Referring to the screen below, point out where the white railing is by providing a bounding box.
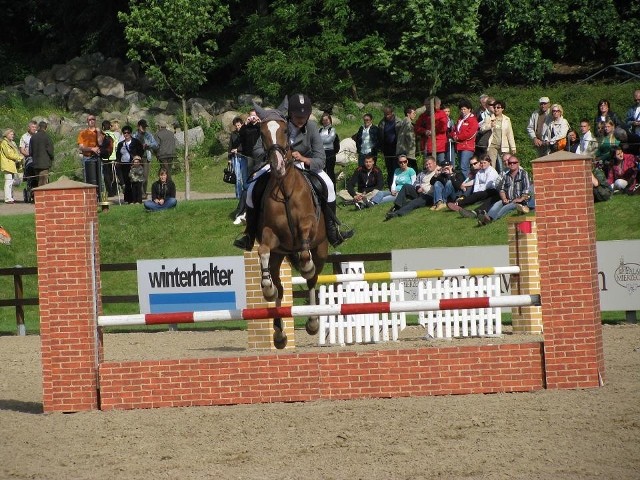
[418,275,502,339]
[318,281,406,346]
[316,274,505,345]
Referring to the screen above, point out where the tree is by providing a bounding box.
[119,0,229,199]
[373,0,482,95]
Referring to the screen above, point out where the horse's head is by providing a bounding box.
[259,111,290,177]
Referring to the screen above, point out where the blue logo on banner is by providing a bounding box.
[149,291,237,313]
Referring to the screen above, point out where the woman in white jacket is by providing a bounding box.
[485,99,516,173]
[545,103,570,153]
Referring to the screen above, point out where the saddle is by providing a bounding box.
[251,169,327,211]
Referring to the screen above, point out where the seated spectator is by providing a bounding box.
[370,154,416,205]
[385,156,439,220]
[476,156,531,226]
[544,104,570,152]
[144,167,177,211]
[338,153,384,209]
[447,155,498,214]
[594,99,622,129]
[592,166,612,203]
[430,161,465,211]
[595,119,620,175]
[607,147,638,193]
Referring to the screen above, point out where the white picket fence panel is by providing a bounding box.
[317,281,406,346]
[316,273,504,345]
[418,275,502,339]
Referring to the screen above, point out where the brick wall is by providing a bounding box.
[98,342,545,410]
[35,178,103,413]
[532,151,605,388]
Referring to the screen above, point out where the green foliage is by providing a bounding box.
[497,45,554,84]
[119,0,229,98]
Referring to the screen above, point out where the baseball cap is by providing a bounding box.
[539,97,550,104]
[137,119,148,128]
[288,93,312,118]
[440,160,451,166]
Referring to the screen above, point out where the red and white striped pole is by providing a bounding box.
[98,294,541,327]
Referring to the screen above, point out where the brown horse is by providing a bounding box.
[256,113,328,349]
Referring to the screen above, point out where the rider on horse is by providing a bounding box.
[233,93,355,251]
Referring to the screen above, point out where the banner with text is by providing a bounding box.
[137,257,246,314]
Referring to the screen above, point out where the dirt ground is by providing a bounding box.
[1,324,638,480]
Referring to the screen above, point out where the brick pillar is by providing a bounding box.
[532,151,605,389]
[507,217,542,334]
[35,177,103,412]
[243,247,295,350]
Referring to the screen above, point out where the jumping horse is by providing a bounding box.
[255,110,328,349]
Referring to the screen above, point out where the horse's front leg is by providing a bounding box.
[269,256,287,349]
[258,228,279,302]
[298,238,315,280]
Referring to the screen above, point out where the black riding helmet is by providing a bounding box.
[288,93,312,119]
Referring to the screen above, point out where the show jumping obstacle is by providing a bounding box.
[34,151,605,412]
[97,294,540,327]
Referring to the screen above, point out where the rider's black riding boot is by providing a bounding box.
[325,201,354,247]
[233,207,258,251]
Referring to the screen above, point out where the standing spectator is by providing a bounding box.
[451,98,479,178]
[527,96,552,157]
[155,121,177,178]
[228,116,246,199]
[29,121,54,187]
[115,125,144,204]
[98,120,115,197]
[544,104,570,152]
[442,104,456,166]
[475,96,495,157]
[395,106,417,171]
[415,96,448,164]
[77,114,101,188]
[104,120,122,198]
[319,113,339,187]
[565,129,579,153]
[18,120,37,186]
[129,156,145,204]
[1,129,22,204]
[624,89,640,155]
[378,106,400,189]
[337,153,384,209]
[353,113,380,167]
[594,99,622,129]
[607,147,637,193]
[575,118,598,156]
[238,109,262,172]
[144,167,177,211]
[134,119,158,199]
[486,99,516,172]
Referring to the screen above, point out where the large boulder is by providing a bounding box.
[336,138,357,165]
[66,87,91,112]
[175,126,205,147]
[24,75,44,95]
[93,75,125,99]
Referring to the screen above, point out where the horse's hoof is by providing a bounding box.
[300,264,315,280]
[273,331,288,349]
[261,284,277,302]
[305,317,319,335]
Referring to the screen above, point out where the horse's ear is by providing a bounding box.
[253,103,269,121]
[277,96,288,116]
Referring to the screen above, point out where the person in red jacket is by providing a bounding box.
[608,146,638,193]
[414,96,448,164]
[451,98,479,178]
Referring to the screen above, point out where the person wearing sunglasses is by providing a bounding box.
[476,156,531,226]
[526,96,552,157]
[544,104,570,153]
[115,126,144,204]
[486,99,516,173]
